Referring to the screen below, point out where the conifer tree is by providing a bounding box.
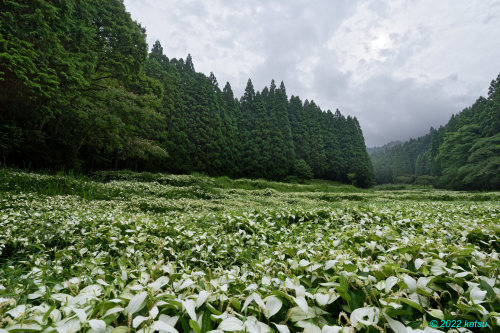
[0,0,378,187]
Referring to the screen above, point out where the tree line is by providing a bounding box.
[369,74,500,190]
[0,0,375,187]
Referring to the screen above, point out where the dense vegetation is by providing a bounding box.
[0,169,499,332]
[0,0,374,187]
[369,74,500,190]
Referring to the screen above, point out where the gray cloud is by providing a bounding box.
[124,0,500,146]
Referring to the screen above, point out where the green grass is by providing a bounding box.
[0,169,499,332]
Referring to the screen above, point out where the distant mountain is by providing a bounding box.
[367,141,402,154]
[368,73,500,190]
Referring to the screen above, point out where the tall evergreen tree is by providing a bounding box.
[0,1,377,187]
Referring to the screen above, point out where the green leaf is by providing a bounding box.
[400,298,424,312]
[201,309,212,333]
[339,274,349,292]
[189,319,201,333]
[205,303,222,315]
[348,288,365,310]
[111,327,129,333]
[479,280,495,299]
[42,304,56,323]
[231,298,241,312]
[180,316,190,333]
[344,264,357,272]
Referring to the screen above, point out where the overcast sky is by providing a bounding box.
[124,0,500,147]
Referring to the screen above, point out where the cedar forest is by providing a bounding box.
[0,0,374,187]
[0,0,499,190]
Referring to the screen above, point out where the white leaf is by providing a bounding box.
[5,305,25,319]
[73,308,87,323]
[252,293,265,309]
[124,292,147,315]
[350,307,380,328]
[309,263,322,271]
[430,260,447,276]
[55,318,81,333]
[242,294,254,311]
[414,259,425,270]
[175,278,195,291]
[103,307,124,317]
[287,306,310,322]
[314,293,330,306]
[299,259,310,267]
[196,291,210,308]
[152,320,179,333]
[150,306,159,319]
[148,276,170,292]
[51,293,72,303]
[427,309,444,320]
[383,313,407,333]
[159,314,179,327]
[129,285,144,291]
[96,279,109,286]
[28,287,46,300]
[303,323,321,333]
[325,260,337,270]
[285,278,298,290]
[80,284,103,296]
[121,270,127,281]
[454,271,471,278]
[133,315,150,328]
[218,317,244,331]
[50,308,62,322]
[295,285,306,297]
[273,323,290,333]
[264,296,282,318]
[88,319,107,332]
[385,276,398,293]
[470,287,487,303]
[293,296,309,314]
[243,316,260,333]
[211,313,229,320]
[321,325,343,333]
[479,276,495,287]
[328,293,340,304]
[403,275,417,293]
[182,299,197,321]
[6,323,42,332]
[245,283,258,291]
[417,277,431,289]
[262,276,271,285]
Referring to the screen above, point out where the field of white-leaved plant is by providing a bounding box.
[0,170,499,332]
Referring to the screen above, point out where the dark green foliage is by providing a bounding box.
[0,0,163,170]
[293,159,313,180]
[369,74,500,190]
[0,0,375,187]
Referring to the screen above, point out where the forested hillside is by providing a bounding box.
[370,74,500,190]
[0,0,374,187]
